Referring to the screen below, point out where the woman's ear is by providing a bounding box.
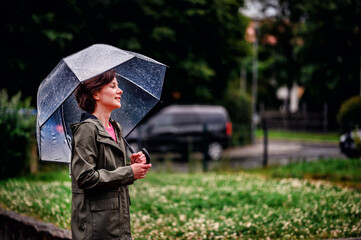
[93,93,100,101]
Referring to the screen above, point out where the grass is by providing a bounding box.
[0,175,71,229]
[130,172,361,239]
[256,129,339,143]
[245,158,361,190]
[0,160,361,239]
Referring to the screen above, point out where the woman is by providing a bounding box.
[70,69,151,240]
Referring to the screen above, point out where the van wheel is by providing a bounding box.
[208,142,223,160]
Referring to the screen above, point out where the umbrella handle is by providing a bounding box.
[141,148,151,164]
[122,137,151,164]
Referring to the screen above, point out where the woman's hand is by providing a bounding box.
[131,163,152,179]
[130,151,147,164]
[130,151,151,179]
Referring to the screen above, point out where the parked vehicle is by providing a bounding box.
[127,105,232,160]
[339,130,361,158]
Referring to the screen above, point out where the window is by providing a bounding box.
[173,113,199,126]
[199,113,225,124]
[155,114,173,127]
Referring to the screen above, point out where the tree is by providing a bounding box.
[277,0,361,124]
[252,18,301,112]
[293,1,359,102]
[240,0,301,112]
[250,0,361,128]
[1,0,248,107]
[0,90,36,179]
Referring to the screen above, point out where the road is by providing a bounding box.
[224,139,345,169]
[150,139,346,172]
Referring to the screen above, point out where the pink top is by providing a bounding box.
[105,123,117,142]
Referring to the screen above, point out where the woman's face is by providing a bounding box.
[95,77,123,111]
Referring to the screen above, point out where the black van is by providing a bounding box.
[127,105,232,160]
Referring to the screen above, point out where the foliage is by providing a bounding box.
[223,80,252,145]
[252,0,361,128]
[0,170,360,239]
[337,95,361,132]
[277,0,361,118]
[1,0,248,106]
[0,89,36,180]
[256,18,301,112]
[224,81,252,124]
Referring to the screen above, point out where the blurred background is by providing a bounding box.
[1,0,361,178]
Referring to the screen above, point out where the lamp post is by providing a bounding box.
[241,0,279,142]
[251,22,259,143]
[246,21,259,143]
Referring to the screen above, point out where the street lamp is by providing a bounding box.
[241,0,279,143]
[245,21,259,143]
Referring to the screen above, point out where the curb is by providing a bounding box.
[0,208,71,240]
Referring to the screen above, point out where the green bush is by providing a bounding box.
[223,85,252,145]
[0,90,36,180]
[337,95,361,132]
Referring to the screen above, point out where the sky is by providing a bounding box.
[240,0,279,20]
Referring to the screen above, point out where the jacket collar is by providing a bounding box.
[80,112,97,122]
[80,112,122,137]
[80,113,126,153]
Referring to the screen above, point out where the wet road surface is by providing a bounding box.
[224,139,345,169]
[150,139,346,172]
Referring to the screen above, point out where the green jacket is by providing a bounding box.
[71,115,134,240]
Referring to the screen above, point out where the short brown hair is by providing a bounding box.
[75,70,116,113]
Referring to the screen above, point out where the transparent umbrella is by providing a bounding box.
[37,44,167,163]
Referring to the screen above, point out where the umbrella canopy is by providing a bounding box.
[37,44,167,163]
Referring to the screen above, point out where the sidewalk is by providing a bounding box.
[226,139,302,158]
[151,139,345,170]
[223,139,344,169]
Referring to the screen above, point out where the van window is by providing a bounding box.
[156,114,173,127]
[173,113,198,125]
[199,113,226,124]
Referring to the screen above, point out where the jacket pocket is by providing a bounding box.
[90,196,122,239]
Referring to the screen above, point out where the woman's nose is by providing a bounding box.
[118,88,123,94]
